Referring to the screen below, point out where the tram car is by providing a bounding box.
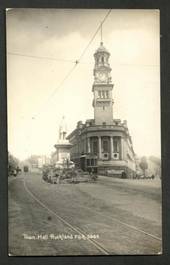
[78,154,98,174]
[23,165,29,173]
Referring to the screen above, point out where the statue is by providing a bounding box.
[59,116,67,141]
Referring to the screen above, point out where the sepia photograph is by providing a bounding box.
[7,8,161,256]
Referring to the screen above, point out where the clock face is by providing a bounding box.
[98,72,106,82]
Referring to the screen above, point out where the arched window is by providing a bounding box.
[113,138,120,153]
[101,56,104,64]
[102,138,109,153]
[92,138,98,155]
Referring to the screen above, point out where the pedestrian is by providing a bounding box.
[151,174,155,180]
[121,171,127,179]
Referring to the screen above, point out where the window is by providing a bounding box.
[102,91,105,98]
[102,139,109,153]
[92,138,98,155]
[101,56,104,63]
[87,159,90,166]
[113,138,120,152]
[106,91,109,98]
[98,91,101,98]
[113,153,117,158]
[93,141,98,155]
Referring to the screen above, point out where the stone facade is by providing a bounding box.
[67,119,136,177]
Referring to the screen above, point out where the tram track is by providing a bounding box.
[71,199,161,241]
[74,187,162,241]
[23,176,111,255]
[10,174,161,255]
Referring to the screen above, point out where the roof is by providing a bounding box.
[94,42,110,55]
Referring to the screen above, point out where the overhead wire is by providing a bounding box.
[7,52,85,64]
[7,52,159,67]
[77,9,112,62]
[29,9,112,119]
[7,52,76,63]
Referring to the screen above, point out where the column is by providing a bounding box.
[98,136,102,159]
[87,137,91,153]
[84,139,86,154]
[110,136,113,159]
[121,137,124,160]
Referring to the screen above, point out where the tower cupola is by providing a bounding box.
[93,42,112,84]
[92,41,114,125]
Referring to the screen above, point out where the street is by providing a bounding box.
[8,173,162,256]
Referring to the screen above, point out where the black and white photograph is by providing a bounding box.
[7,8,161,256]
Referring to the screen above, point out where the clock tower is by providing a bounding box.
[92,42,114,125]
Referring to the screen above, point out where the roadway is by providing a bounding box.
[8,173,162,256]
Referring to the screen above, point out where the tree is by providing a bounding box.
[8,152,19,175]
[139,156,148,177]
[149,156,161,166]
[149,156,161,178]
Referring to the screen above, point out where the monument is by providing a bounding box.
[52,116,72,164]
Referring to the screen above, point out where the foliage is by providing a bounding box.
[149,156,161,166]
[139,156,148,176]
[8,152,19,169]
[8,152,20,176]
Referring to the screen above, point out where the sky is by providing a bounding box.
[6,8,160,160]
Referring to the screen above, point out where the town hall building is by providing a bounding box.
[67,41,136,178]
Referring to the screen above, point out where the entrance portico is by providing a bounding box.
[87,134,122,161]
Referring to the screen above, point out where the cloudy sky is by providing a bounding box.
[6,8,160,160]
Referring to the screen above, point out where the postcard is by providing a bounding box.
[7,8,161,256]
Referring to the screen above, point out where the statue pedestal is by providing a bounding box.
[52,140,72,164]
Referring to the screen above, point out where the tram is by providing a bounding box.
[79,154,98,174]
